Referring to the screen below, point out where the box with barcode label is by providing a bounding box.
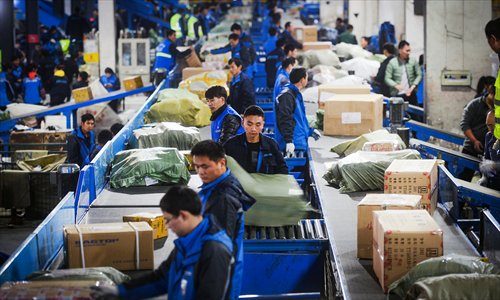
[323,94,383,136]
[384,159,438,214]
[64,222,154,270]
[373,210,443,292]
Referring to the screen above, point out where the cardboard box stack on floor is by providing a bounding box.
[323,93,384,136]
[384,159,438,214]
[373,210,443,292]
[64,222,154,270]
[357,194,422,259]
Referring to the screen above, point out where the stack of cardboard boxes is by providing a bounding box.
[357,159,443,292]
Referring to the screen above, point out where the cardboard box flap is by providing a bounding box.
[123,212,163,220]
[64,222,152,235]
[385,159,437,174]
[374,210,442,233]
[359,194,422,207]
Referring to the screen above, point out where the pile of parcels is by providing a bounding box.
[322,131,500,297]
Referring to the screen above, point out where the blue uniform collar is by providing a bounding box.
[200,169,231,191]
[174,217,210,260]
[285,82,300,94]
[231,73,241,85]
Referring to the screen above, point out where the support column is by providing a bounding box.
[25,0,39,63]
[0,0,14,66]
[98,0,116,75]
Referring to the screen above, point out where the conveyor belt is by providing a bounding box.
[245,219,327,240]
[308,134,478,300]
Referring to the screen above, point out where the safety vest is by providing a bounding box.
[211,104,244,142]
[153,39,174,71]
[170,13,183,38]
[22,76,43,104]
[187,15,203,39]
[494,68,500,139]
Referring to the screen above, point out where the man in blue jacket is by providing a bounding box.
[273,57,297,102]
[191,140,256,299]
[230,23,256,78]
[209,34,251,71]
[275,67,321,156]
[67,113,96,167]
[281,22,303,50]
[224,105,288,174]
[207,85,244,143]
[227,58,256,115]
[90,185,233,300]
[265,37,286,88]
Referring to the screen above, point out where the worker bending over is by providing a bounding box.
[224,105,288,174]
[90,185,233,300]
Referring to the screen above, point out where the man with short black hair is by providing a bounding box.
[231,23,256,74]
[264,27,279,55]
[265,37,287,88]
[275,67,321,156]
[191,140,255,300]
[374,43,397,96]
[273,57,297,101]
[224,105,288,174]
[384,40,422,106]
[90,185,233,300]
[284,44,298,58]
[281,22,303,50]
[72,71,89,89]
[210,34,251,71]
[337,24,357,44]
[227,58,256,115]
[153,29,192,74]
[206,85,244,143]
[67,113,96,167]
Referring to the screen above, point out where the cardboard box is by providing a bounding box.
[123,76,144,91]
[10,130,72,152]
[185,52,202,67]
[357,194,422,259]
[373,210,443,292]
[72,86,93,103]
[384,159,438,214]
[64,222,154,270]
[293,26,318,42]
[323,93,384,136]
[302,42,332,51]
[318,85,371,109]
[182,67,217,80]
[0,281,96,299]
[180,150,194,171]
[123,212,167,239]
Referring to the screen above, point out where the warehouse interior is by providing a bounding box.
[0,0,499,299]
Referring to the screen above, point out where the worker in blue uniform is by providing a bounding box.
[90,185,233,300]
[230,23,256,78]
[67,113,96,167]
[100,67,121,112]
[275,67,321,156]
[224,105,288,174]
[207,85,244,144]
[281,22,303,50]
[227,58,256,115]
[209,34,251,72]
[264,27,279,55]
[22,65,45,105]
[0,69,15,109]
[265,37,286,88]
[273,57,297,103]
[153,29,192,73]
[191,140,255,299]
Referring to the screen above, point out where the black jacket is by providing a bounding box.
[276,87,298,144]
[223,133,288,174]
[48,75,71,106]
[374,55,395,97]
[227,73,256,115]
[210,104,243,144]
[120,216,232,300]
[265,48,285,88]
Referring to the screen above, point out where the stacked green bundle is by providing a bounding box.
[134,122,201,151]
[110,147,190,188]
[331,129,405,157]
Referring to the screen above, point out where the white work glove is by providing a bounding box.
[312,129,322,141]
[90,285,119,300]
[285,143,295,158]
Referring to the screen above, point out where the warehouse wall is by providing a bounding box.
[425,0,492,131]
